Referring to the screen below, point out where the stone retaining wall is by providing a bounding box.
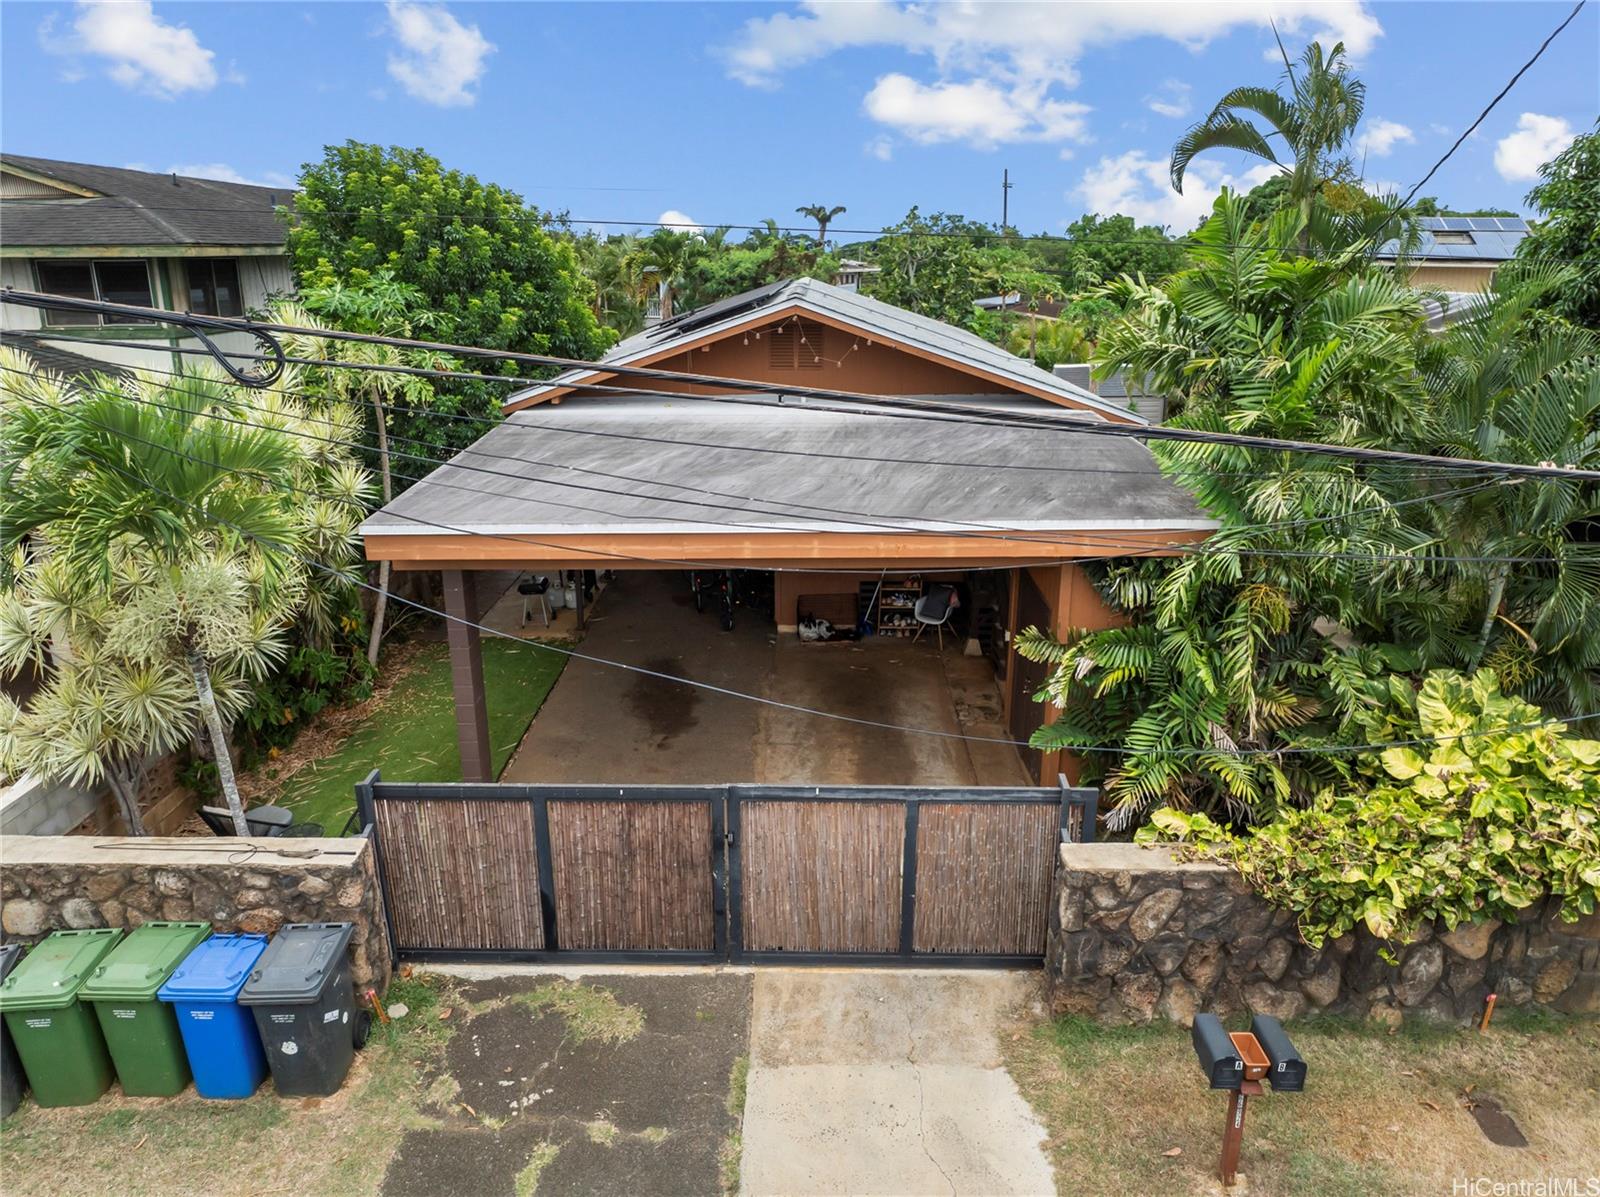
[0,836,392,991]
[1048,843,1599,1026]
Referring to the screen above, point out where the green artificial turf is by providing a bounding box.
[276,639,567,830]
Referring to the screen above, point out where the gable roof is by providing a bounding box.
[1375,216,1528,264]
[502,277,1145,424]
[0,155,289,251]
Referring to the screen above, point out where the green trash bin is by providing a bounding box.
[0,929,123,1107]
[81,922,211,1097]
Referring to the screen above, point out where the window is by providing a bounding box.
[35,259,155,326]
[186,259,243,317]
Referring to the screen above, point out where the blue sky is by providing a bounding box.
[3,1,1595,237]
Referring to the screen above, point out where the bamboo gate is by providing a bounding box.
[356,772,1097,966]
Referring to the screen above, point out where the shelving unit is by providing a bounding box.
[860,575,923,638]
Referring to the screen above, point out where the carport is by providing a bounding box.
[358,392,1214,785]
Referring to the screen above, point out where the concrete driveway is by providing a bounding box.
[741,970,1055,1197]
[500,571,1029,787]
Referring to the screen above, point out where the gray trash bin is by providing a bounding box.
[0,944,24,1118]
[238,923,358,1097]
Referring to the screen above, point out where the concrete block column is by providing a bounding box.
[442,569,493,782]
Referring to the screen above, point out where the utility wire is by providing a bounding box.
[8,290,1597,483]
[5,369,1553,567]
[41,429,1600,761]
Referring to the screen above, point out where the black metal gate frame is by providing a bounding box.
[357,772,1097,968]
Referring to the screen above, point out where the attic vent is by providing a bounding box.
[1432,230,1475,245]
[768,320,826,370]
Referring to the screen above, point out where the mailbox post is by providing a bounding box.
[1191,1013,1307,1186]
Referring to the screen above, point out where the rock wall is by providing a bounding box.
[0,836,392,991]
[1048,843,1599,1026]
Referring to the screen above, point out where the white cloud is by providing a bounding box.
[59,1,217,98]
[1356,118,1414,158]
[657,210,702,232]
[166,163,295,189]
[1072,151,1278,231]
[1494,112,1576,182]
[865,136,894,162]
[385,1,494,108]
[1145,79,1192,120]
[863,74,1088,147]
[723,2,1382,148]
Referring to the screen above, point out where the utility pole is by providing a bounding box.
[1001,168,1013,230]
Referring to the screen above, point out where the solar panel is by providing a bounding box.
[648,280,790,341]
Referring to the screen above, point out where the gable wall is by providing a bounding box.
[567,316,1024,403]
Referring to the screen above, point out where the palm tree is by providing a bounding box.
[622,229,702,320]
[796,204,847,247]
[1171,41,1365,244]
[1,357,368,834]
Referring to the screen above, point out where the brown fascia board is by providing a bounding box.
[500,302,1141,425]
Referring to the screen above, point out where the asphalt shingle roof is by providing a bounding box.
[362,394,1211,539]
[1,155,289,249]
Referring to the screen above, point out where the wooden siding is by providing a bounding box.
[548,800,714,950]
[372,799,543,951]
[740,800,903,952]
[912,803,1057,954]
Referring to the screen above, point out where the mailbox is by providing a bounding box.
[1191,1013,1244,1090]
[1249,1015,1307,1092]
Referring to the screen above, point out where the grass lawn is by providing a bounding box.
[1005,1011,1600,1196]
[0,973,449,1197]
[252,639,567,832]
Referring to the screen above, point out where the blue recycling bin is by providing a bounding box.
[157,933,269,1099]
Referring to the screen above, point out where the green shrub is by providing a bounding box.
[1137,671,1600,949]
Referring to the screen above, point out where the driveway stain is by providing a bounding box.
[626,657,701,743]
[380,973,751,1197]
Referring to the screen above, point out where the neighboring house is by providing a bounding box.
[975,292,1066,320]
[1054,363,1169,424]
[361,278,1214,784]
[1374,215,1528,292]
[831,258,880,292]
[0,155,292,376]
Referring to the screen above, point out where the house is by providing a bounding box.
[831,258,880,292]
[359,278,1215,785]
[1053,363,1169,424]
[1374,215,1528,294]
[0,155,292,375]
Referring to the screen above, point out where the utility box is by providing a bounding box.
[1191,1013,1244,1090]
[1249,1015,1307,1092]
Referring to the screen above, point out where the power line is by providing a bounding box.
[1,365,1560,573]
[9,290,1597,483]
[1394,1,1587,215]
[36,428,1599,761]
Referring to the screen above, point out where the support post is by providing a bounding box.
[1219,1087,1252,1185]
[442,569,493,783]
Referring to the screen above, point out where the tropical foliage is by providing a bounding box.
[1172,40,1366,240]
[1137,671,1600,950]
[0,352,370,832]
[1516,119,1600,329]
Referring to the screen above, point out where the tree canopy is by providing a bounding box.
[1517,119,1600,328]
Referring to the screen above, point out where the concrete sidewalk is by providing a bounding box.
[740,970,1056,1197]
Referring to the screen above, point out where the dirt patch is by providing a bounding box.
[1467,1096,1529,1148]
[381,973,752,1197]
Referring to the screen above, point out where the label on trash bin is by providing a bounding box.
[323,1009,341,1024]
[281,1041,299,1055]
[189,1010,214,1021]
[23,1017,51,1029]
[111,1009,137,1020]
[270,1013,295,1024]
